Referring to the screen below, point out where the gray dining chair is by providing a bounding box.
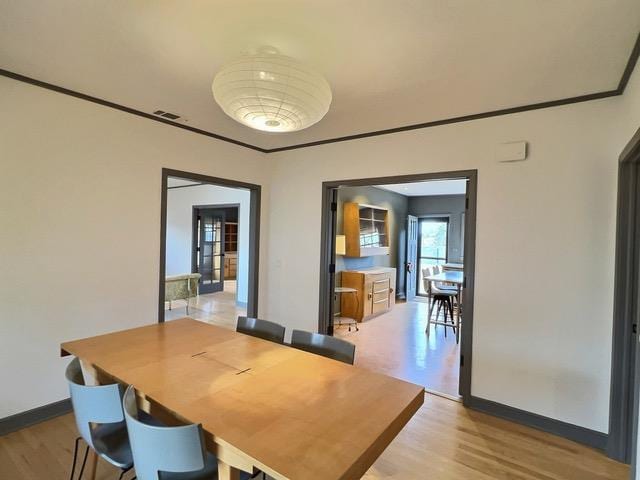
[65,357,133,480]
[236,316,285,344]
[290,330,356,365]
[123,385,252,480]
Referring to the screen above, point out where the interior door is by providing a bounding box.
[194,209,225,294]
[405,215,418,301]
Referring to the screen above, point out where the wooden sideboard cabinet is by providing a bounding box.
[340,267,396,322]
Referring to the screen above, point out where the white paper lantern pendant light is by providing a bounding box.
[212,47,332,133]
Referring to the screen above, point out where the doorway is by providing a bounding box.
[319,170,477,403]
[159,168,261,326]
[191,204,240,297]
[193,207,226,294]
[608,128,640,470]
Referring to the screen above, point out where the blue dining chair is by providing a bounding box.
[66,357,133,480]
[122,385,252,480]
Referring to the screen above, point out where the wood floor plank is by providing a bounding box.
[0,394,628,480]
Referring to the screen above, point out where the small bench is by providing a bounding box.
[165,273,201,314]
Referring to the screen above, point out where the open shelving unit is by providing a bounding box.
[224,222,238,253]
[343,202,390,257]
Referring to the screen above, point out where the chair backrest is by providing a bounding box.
[290,330,356,365]
[122,385,206,480]
[65,357,125,449]
[433,265,442,274]
[237,316,285,344]
[422,267,433,292]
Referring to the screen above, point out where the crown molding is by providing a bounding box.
[1,30,638,154]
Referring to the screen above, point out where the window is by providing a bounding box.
[417,217,449,295]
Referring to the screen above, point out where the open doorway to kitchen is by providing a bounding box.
[319,171,477,402]
[158,169,261,329]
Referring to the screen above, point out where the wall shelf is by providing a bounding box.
[344,202,390,257]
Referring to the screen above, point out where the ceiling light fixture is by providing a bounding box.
[212,47,332,133]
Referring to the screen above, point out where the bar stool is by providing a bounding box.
[334,286,359,332]
[422,267,457,339]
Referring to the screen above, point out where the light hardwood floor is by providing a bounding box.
[335,298,460,397]
[0,394,627,480]
[165,280,246,329]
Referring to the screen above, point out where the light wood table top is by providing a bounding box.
[426,270,463,285]
[61,318,424,480]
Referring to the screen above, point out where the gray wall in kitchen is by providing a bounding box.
[408,194,466,263]
[336,186,408,297]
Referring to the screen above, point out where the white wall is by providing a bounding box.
[265,90,636,433]
[3,58,640,443]
[166,184,250,304]
[0,76,269,418]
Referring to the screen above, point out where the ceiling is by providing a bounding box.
[1,1,639,151]
[377,180,467,197]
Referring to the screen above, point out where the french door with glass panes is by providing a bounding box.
[193,208,225,294]
[417,217,449,296]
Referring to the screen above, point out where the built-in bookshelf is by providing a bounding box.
[223,222,238,280]
[343,202,390,257]
[224,222,238,253]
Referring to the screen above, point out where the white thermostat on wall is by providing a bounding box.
[496,141,528,163]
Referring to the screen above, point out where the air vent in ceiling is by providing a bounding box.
[153,110,181,120]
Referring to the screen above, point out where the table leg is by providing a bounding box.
[218,459,242,480]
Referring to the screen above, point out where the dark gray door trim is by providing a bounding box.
[159,168,261,322]
[608,128,640,465]
[318,169,478,404]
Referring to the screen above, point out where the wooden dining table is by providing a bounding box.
[60,318,424,480]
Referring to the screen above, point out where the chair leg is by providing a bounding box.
[448,298,455,332]
[118,466,133,480]
[76,444,90,480]
[425,302,431,335]
[69,436,81,480]
[435,300,443,331]
[441,300,447,338]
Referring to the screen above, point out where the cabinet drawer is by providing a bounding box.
[371,296,390,314]
[372,290,389,303]
[366,273,391,284]
[371,278,390,293]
